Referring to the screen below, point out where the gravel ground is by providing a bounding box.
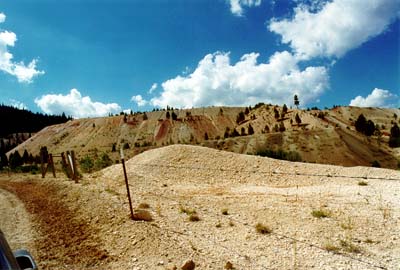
[1,144,399,270]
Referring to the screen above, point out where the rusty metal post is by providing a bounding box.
[120,148,134,219]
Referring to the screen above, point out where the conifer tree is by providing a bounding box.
[248,124,254,135]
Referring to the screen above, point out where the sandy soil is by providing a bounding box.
[1,145,399,270]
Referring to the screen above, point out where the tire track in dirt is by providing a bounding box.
[0,180,113,270]
[0,188,36,253]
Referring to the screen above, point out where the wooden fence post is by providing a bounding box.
[40,150,45,178]
[71,151,78,183]
[61,152,71,179]
[49,154,56,178]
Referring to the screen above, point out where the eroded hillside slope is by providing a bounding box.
[10,106,400,169]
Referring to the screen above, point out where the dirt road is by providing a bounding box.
[0,176,112,270]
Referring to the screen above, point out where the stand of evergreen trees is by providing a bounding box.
[0,104,72,137]
[0,105,72,170]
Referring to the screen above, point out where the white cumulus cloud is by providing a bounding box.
[131,94,148,107]
[0,13,5,23]
[228,0,262,16]
[269,0,400,59]
[349,88,399,108]
[148,83,158,94]
[0,13,44,83]
[151,51,328,108]
[35,89,121,118]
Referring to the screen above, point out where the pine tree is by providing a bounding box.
[355,114,366,133]
[171,112,178,120]
[230,129,239,137]
[241,127,246,136]
[295,113,302,124]
[22,149,29,164]
[274,107,280,119]
[294,95,300,108]
[365,120,375,136]
[224,127,230,139]
[279,122,286,132]
[389,123,400,147]
[248,124,254,135]
[0,151,8,169]
[282,104,288,114]
[9,151,23,169]
[236,111,245,124]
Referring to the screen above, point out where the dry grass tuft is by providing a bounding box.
[255,223,272,234]
[323,242,340,253]
[179,205,197,215]
[188,213,200,222]
[340,239,361,253]
[311,209,331,218]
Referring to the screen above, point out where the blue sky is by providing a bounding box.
[0,0,399,118]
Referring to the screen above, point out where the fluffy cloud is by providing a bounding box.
[349,88,398,108]
[131,94,148,107]
[269,0,400,59]
[148,83,158,94]
[228,0,262,16]
[35,89,121,118]
[151,51,328,108]
[9,99,27,110]
[0,13,44,83]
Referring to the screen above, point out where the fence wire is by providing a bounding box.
[123,163,397,270]
[130,163,400,181]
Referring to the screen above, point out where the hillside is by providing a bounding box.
[9,105,400,169]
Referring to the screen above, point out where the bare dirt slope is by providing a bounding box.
[10,106,400,169]
[2,145,399,269]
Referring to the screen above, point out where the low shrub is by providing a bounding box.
[132,210,153,222]
[311,209,331,218]
[255,148,301,162]
[255,223,272,234]
[188,213,200,222]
